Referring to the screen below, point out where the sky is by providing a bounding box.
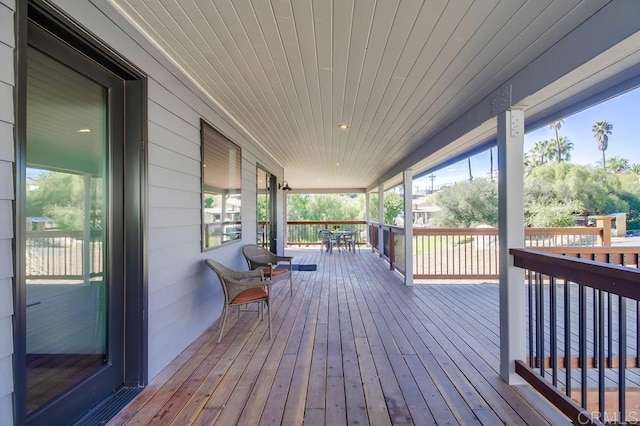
[414,86,640,191]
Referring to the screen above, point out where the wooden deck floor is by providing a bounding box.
[109,248,568,425]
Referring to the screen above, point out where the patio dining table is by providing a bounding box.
[332,230,358,253]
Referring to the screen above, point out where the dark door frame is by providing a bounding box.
[14,1,147,424]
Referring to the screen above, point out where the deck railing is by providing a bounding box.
[286,221,367,246]
[359,222,610,280]
[511,247,640,425]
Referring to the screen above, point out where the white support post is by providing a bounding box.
[498,109,526,384]
[378,184,384,254]
[365,191,370,246]
[403,169,413,285]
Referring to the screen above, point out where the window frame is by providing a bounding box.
[200,119,243,251]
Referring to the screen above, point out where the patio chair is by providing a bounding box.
[319,229,338,254]
[205,259,271,343]
[343,229,361,253]
[242,244,294,296]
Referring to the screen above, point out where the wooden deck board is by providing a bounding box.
[109,249,569,425]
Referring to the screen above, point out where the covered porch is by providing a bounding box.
[109,249,567,425]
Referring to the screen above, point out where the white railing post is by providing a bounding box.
[403,169,413,285]
[498,108,526,384]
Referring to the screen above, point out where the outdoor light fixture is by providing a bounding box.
[278,181,292,191]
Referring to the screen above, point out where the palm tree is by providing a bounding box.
[554,136,573,162]
[605,156,630,173]
[529,140,553,167]
[631,164,640,175]
[592,121,613,170]
[549,119,564,162]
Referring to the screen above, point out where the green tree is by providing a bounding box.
[43,204,84,231]
[383,191,404,225]
[551,136,573,162]
[549,119,565,162]
[432,180,498,227]
[631,164,640,175]
[525,199,583,227]
[26,171,85,217]
[369,193,379,221]
[592,120,613,170]
[528,140,554,168]
[204,196,216,208]
[605,156,630,173]
[287,194,364,221]
[525,162,628,217]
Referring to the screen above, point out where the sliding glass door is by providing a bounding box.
[21,21,125,425]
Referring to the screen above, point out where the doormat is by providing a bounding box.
[275,264,317,271]
[295,264,317,271]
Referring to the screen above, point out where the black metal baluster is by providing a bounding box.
[636,300,640,368]
[565,280,571,398]
[599,290,605,422]
[608,292,613,368]
[550,276,558,386]
[637,300,639,368]
[528,269,534,368]
[594,288,599,366]
[619,295,627,425]
[580,284,588,410]
[538,273,545,376]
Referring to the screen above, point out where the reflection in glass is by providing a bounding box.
[257,167,271,248]
[25,47,107,414]
[201,120,242,250]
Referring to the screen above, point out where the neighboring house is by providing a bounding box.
[1,1,639,424]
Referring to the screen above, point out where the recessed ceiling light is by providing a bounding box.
[77,128,91,133]
[336,162,340,166]
[338,124,349,130]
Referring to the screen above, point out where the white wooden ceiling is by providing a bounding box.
[109,0,613,189]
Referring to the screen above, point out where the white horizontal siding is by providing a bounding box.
[0,200,11,239]
[0,2,13,423]
[0,122,12,161]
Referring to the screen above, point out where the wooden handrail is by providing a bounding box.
[510,248,640,301]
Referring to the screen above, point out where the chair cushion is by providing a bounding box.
[264,268,288,278]
[231,287,267,304]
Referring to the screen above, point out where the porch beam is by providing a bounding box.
[498,109,526,384]
[403,169,413,286]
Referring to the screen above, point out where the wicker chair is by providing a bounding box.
[242,244,294,296]
[205,259,271,343]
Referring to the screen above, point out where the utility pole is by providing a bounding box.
[429,174,436,193]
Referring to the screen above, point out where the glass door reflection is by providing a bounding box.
[25,47,108,414]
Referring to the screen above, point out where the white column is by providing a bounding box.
[365,192,370,246]
[403,169,413,286]
[365,192,370,222]
[377,184,384,254]
[498,109,526,384]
